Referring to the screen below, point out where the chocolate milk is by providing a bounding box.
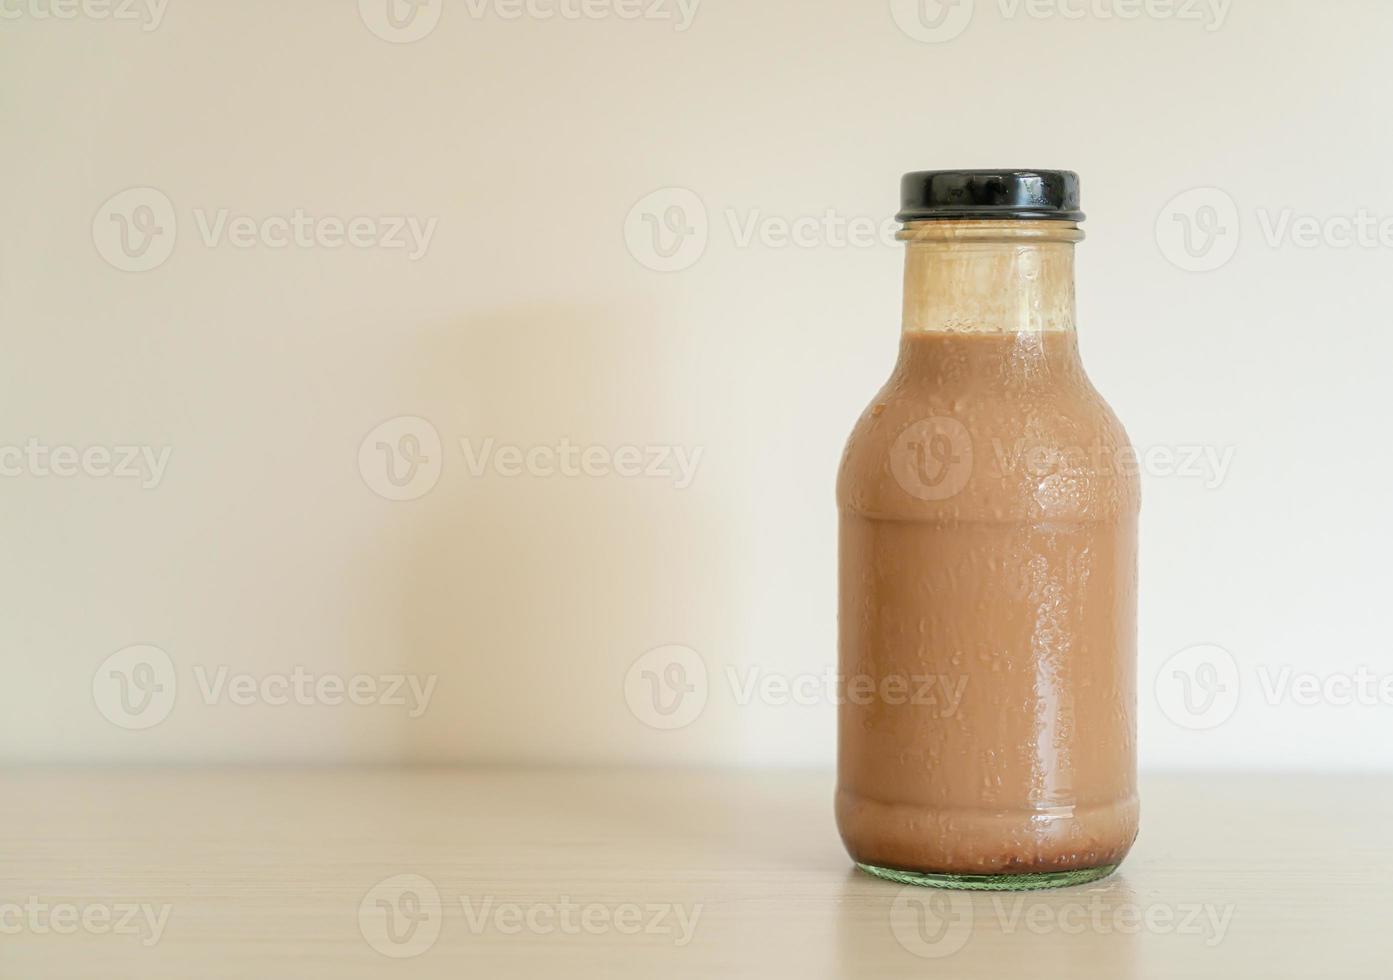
[836,172,1139,888]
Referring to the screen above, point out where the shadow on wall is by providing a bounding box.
[353,305,744,765]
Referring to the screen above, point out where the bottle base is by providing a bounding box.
[856,861,1118,891]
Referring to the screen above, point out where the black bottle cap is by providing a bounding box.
[897,170,1084,223]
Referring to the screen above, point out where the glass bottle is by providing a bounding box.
[836,171,1140,890]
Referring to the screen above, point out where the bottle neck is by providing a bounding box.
[899,220,1083,335]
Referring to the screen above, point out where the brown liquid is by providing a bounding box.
[836,329,1140,875]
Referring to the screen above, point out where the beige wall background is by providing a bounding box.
[3,0,1391,769]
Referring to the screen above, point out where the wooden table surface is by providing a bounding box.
[0,768,1387,978]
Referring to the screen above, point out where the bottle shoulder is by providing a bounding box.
[837,373,1140,523]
